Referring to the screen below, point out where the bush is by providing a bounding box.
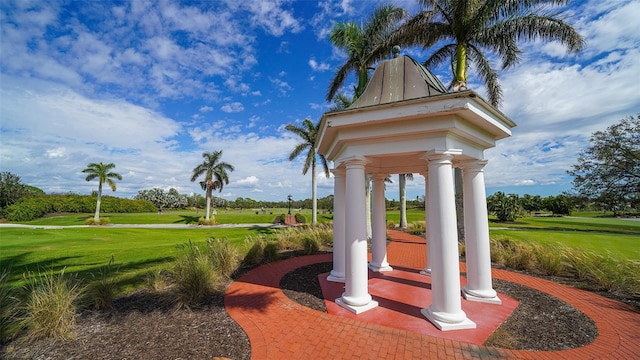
[243,238,266,267]
[84,217,111,225]
[302,236,320,255]
[0,268,16,341]
[294,213,306,224]
[85,256,119,311]
[206,238,240,278]
[273,214,285,224]
[144,268,170,292]
[263,241,280,263]
[20,268,84,340]
[172,241,220,308]
[387,220,396,229]
[407,221,426,235]
[198,216,216,225]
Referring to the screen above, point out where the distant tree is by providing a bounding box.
[543,194,572,216]
[487,191,520,222]
[327,4,408,102]
[568,115,640,216]
[285,118,330,225]
[520,194,543,215]
[82,162,123,222]
[0,172,26,208]
[190,151,234,222]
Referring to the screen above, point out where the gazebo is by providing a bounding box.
[316,50,516,331]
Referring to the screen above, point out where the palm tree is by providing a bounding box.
[328,93,355,112]
[393,0,585,107]
[326,4,408,102]
[82,162,122,222]
[399,173,414,229]
[285,118,330,225]
[190,150,234,222]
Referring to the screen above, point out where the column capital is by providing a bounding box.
[421,149,462,162]
[340,155,368,168]
[459,159,488,171]
[331,167,346,177]
[370,173,388,181]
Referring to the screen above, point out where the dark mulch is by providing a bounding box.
[3,258,636,359]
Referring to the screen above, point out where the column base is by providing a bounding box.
[368,262,393,272]
[336,297,378,314]
[327,270,345,283]
[462,287,502,304]
[421,306,476,331]
[420,267,431,276]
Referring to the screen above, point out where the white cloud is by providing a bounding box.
[309,58,330,71]
[237,176,260,186]
[220,102,245,113]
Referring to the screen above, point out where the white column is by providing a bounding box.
[421,150,476,331]
[336,157,378,314]
[369,174,392,272]
[419,171,431,276]
[328,167,346,283]
[461,160,501,304]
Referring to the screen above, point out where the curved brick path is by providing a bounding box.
[225,229,640,359]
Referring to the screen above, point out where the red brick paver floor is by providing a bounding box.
[225,230,640,359]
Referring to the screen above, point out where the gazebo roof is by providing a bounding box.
[349,53,447,109]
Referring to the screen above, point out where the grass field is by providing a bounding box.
[2,208,639,291]
[0,227,274,291]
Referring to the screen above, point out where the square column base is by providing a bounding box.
[336,297,379,314]
[421,308,476,331]
[368,263,393,272]
[462,289,502,304]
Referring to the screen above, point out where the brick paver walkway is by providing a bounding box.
[225,229,640,359]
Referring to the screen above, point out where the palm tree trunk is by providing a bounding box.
[356,68,369,99]
[311,161,318,225]
[94,182,102,222]
[205,187,211,221]
[454,43,467,90]
[399,174,407,229]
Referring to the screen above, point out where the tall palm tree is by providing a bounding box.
[285,118,330,225]
[393,0,585,107]
[190,150,234,222]
[82,162,122,222]
[399,173,414,229]
[327,4,408,102]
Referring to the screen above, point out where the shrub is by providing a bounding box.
[273,214,285,224]
[85,256,118,311]
[20,268,84,340]
[0,268,16,341]
[263,241,280,263]
[407,221,426,235]
[294,213,306,224]
[532,243,568,276]
[387,220,396,229]
[206,238,240,278]
[243,238,266,267]
[84,217,111,225]
[144,268,171,292]
[172,241,220,308]
[198,216,216,225]
[302,236,320,255]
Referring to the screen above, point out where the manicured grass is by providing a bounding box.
[489,216,640,234]
[19,209,332,226]
[0,227,274,291]
[490,229,640,260]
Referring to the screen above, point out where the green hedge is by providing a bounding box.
[2,195,156,221]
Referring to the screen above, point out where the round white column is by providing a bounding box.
[421,151,475,330]
[419,171,431,276]
[461,160,501,304]
[369,174,392,272]
[328,167,346,283]
[337,157,378,314]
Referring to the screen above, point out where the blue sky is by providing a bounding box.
[1,0,638,203]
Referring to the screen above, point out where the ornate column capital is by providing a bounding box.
[459,159,488,171]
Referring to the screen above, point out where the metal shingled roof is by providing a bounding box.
[349,54,447,109]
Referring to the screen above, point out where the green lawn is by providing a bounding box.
[0,227,275,291]
[18,209,333,226]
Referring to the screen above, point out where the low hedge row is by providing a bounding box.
[1,194,156,221]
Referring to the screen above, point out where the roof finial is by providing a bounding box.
[392,45,401,58]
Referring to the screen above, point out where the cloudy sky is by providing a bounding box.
[1,0,638,203]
